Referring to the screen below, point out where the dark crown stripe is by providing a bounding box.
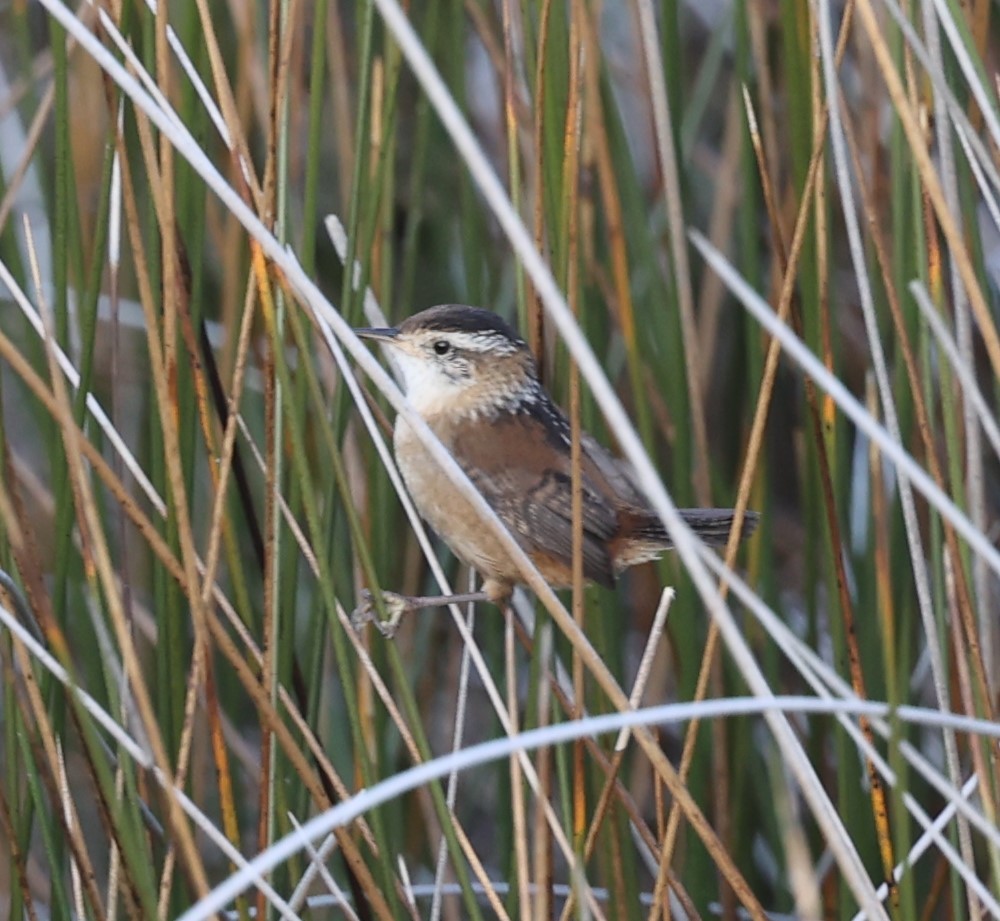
[403,304,525,345]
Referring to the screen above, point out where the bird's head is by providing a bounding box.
[357,304,539,419]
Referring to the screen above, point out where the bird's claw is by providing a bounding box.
[350,589,410,638]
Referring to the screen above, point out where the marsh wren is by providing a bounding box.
[356,304,757,623]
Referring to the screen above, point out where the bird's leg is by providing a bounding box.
[351,589,492,637]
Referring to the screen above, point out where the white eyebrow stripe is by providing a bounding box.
[420,331,521,354]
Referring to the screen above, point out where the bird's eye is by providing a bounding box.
[433,340,451,356]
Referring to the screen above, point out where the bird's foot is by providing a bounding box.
[350,590,411,637]
[351,588,494,637]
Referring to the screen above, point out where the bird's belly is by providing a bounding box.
[394,421,521,583]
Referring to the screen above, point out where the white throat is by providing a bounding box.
[390,350,462,417]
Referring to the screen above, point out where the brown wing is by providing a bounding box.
[450,405,626,587]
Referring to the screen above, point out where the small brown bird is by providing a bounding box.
[356,304,757,620]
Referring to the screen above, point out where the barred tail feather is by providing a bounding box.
[679,508,759,546]
[627,508,760,548]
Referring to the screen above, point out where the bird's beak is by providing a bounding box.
[355,326,400,343]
